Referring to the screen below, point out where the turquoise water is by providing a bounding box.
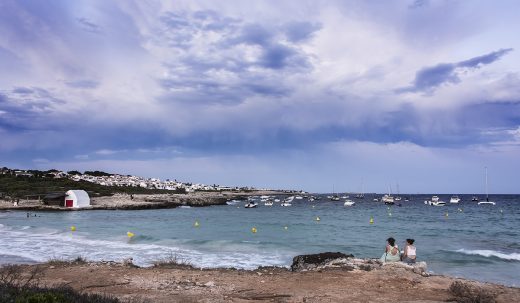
[1,194,519,286]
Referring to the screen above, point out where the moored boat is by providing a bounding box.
[382,194,394,205]
[478,167,495,206]
[450,196,461,203]
[344,199,355,206]
[244,202,257,208]
[424,196,446,206]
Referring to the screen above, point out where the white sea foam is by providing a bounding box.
[0,224,290,269]
[455,249,520,261]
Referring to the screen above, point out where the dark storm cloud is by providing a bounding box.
[400,48,513,93]
[0,87,67,131]
[155,10,310,107]
[458,48,513,68]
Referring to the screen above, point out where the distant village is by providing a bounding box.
[0,167,261,193]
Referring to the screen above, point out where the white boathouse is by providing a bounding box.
[64,190,90,208]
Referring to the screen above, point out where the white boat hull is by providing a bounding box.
[344,200,355,206]
[425,201,446,206]
[478,201,496,205]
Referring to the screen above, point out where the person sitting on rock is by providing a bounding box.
[380,237,400,263]
[401,238,416,264]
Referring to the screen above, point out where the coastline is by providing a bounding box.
[6,256,520,303]
[0,190,286,211]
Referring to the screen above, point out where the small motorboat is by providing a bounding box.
[382,194,394,205]
[244,202,257,208]
[450,196,461,203]
[344,200,355,206]
[471,196,479,202]
[281,196,293,206]
[478,200,496,206]
[264,200,273,206]
[424,196,446,206]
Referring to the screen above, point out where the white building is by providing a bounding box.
[64,190,90,208]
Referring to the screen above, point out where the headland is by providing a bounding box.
[0,190,286,211]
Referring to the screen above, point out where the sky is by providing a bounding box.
[0,0,519,194]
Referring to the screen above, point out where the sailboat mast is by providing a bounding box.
[485,166,488,199]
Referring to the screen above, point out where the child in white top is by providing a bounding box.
[402,238,416,264]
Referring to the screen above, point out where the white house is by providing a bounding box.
[64,190,90,208]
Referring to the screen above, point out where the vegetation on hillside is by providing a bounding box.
[0,173,183,199]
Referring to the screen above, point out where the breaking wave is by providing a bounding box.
[455,249,520,261]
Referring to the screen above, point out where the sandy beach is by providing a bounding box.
[7,258,520,303]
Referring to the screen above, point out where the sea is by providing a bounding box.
[1,194,519,286]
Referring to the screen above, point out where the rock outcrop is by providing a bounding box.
[291,252,354,271]
[291,252,428,275]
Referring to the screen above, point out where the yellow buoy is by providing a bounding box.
[284,226,288,230]
[458,208,463,212]
[251,227,257,233]
[445,212,449,218]
[388,212,392,217]
[312,205,315,208]
[194,221,200,227]
[369,217,374,224]
[70,226,76,232]
[127,231,135,238]
[315,216,320,222]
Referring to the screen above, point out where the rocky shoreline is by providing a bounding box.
[0,191,285,211]
[4,253,519,302]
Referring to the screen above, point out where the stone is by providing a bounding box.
[291,252,354,271]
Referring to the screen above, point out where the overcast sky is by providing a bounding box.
[1,0,519,193]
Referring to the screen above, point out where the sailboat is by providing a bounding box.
[381,184,394,205]
[394,183,401,202]
[355,180,365,199]
[478,167,495,205]
[330,184,340,201]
